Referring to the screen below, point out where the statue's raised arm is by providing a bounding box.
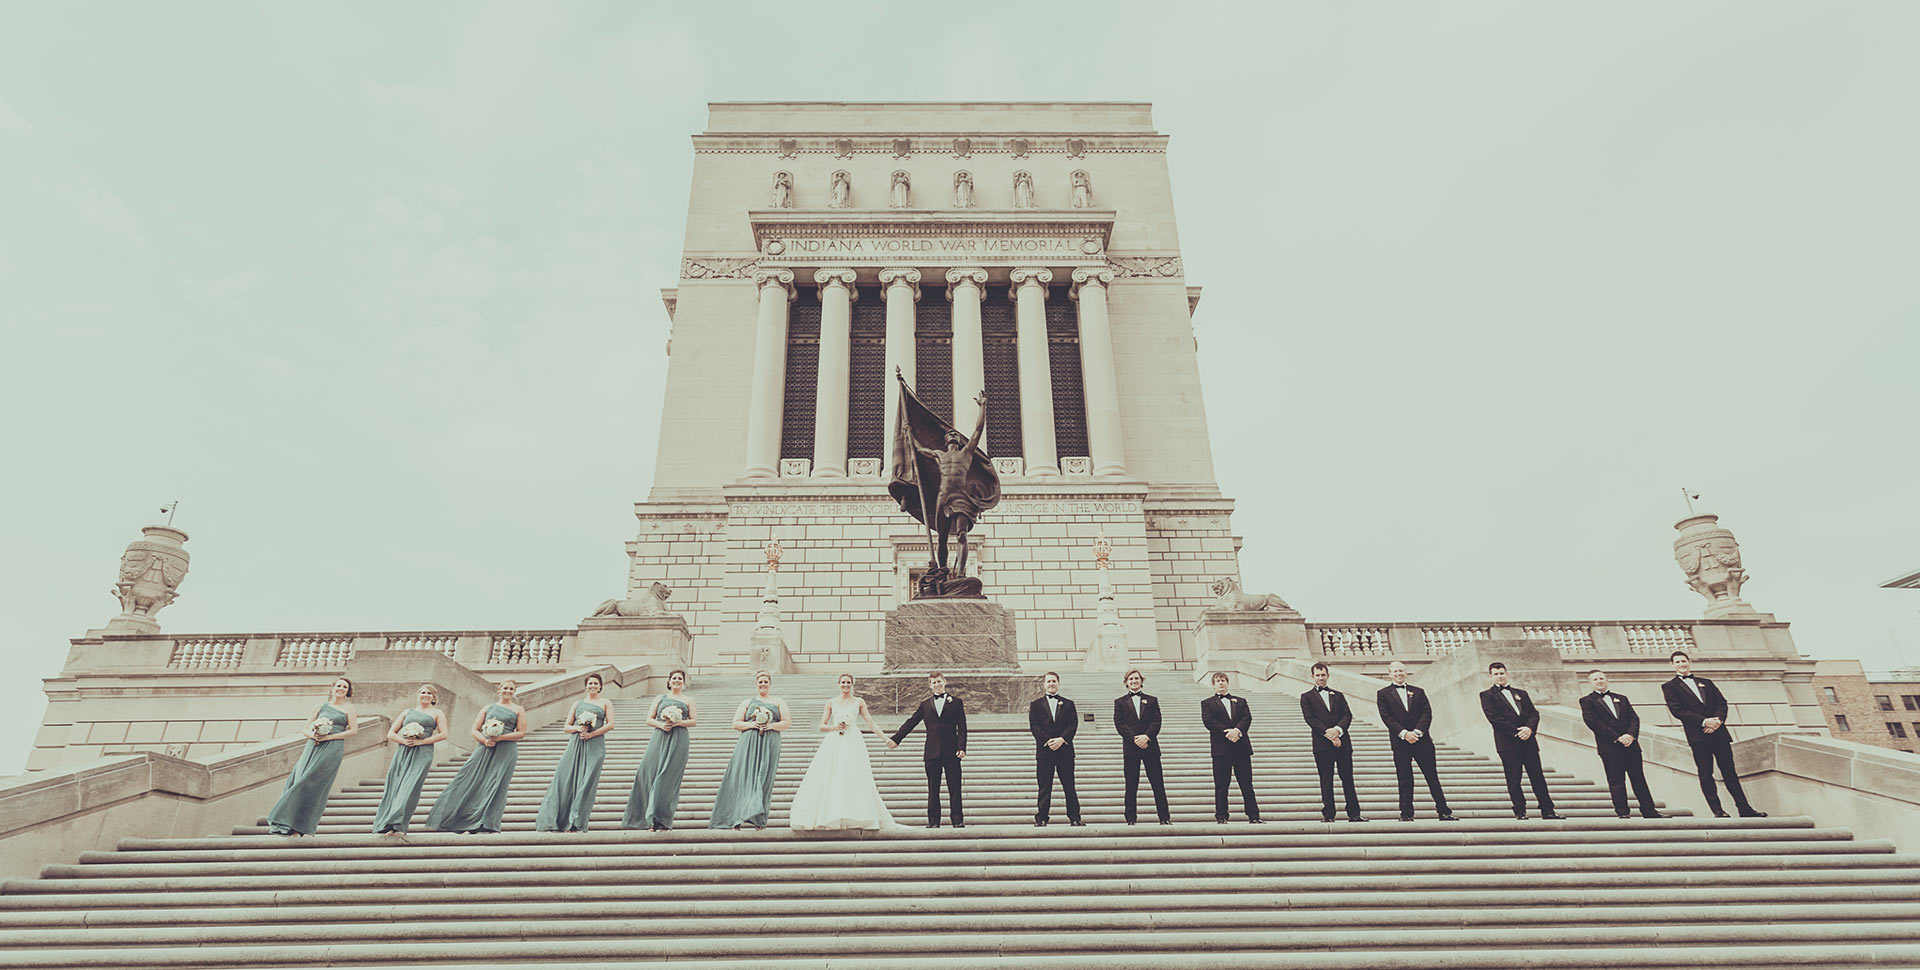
[959,390,987,460]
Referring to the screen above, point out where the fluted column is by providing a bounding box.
[742,269,797,479]
[811,268,857,478]
[1009,267,1059,476]
[946,268,988,433]
[879,267,921,476]
[1070,267,1127,478]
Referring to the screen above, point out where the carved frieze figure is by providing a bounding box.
[829,170,851,208]
[890,170,911,208]
[953,170,974,209]
[1012,170,1035,209]
[1208,577,1292,613]
[590,581,675,618]
[770,171,793,209]
[1070,170,1092,208]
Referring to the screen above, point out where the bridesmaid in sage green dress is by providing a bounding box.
[266,676,359,836]
[623,669,697,831]
[426,679,529,833]
[535,673,614,832]
[709,671,790,830]
[371,684,449,835]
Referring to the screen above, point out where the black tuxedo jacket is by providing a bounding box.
[1376,683,1435,742]
[1480,684,1542,753]
[1029,694,1078,751]
[1200,693,1252,757]
[892,693,967,760]
[1662,674,1732,744]
[1580,690,1641,752]
[1300,687,1354,754]
[1113,691,1162,745]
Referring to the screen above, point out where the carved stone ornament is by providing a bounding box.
[682,257,761,280]
[1008,138,1031,158]
[1673,513,1756,616]
[879,266,922,301]
[1012,170,1035,209]
[764,538,783,572]
[591,581,675,618]
[777,138,798,159]
[834,138,853,158]
[1007,267,1053,292]
[991,455,1024,478]
[1061,456,1092,477]
[889,170,911,209]
[829,170,851,208]
[892,138,912,158]
[1066,138,1087,157]
[107,525,190,631]
[814,267,859,293]
[770,170,793,209]
[1070,267,1116,301]
[951,137,972,158]
[945,267,989,295]
[1092,533,1113,569]
[848,457,883,478]
[752,268,797,302]
[1070,169,1092,209]
[953,170,974,209]
[780,458,811,478]
[1107,256,1185,278]
[1209,577,1293,613]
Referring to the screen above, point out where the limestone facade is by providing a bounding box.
[638,103,1236,670]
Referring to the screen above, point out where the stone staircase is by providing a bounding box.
[2,674,1916,968]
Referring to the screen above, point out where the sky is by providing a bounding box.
[2,2,1915,775]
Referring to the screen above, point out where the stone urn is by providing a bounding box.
[107,525,190,634]
[1673,514,1755,617]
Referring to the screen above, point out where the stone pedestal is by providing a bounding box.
[883,599,1017,672]
[576,615,692,669]
[1193,609,1309,680]
[749,629,795,674]
[872,598,1029,713]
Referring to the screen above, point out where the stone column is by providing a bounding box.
[742,269,796,479]
[1070,268,1127,478]
[811,268,857,478]
[947,267,988,432]
[1010,267,1059,476]
[879,267,921,476]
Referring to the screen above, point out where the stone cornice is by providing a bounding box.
[694,134,1168,156]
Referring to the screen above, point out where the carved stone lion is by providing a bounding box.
[1210,577,1292,612]
[591,582,673,618]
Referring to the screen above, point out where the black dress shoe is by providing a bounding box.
[1514,811,1529,820]
[951,823,966,829]
[1712,809,1731,818]
[1321,816,1336,823]
[926,822,941,829]
[1437,813,1458,821]
[1034,819,1047,827]
[1157,819,1173,825]
[1541,811,1567,820]
[1069,820,1086,827]
[1641,812,1670,819]
[1398,814,1415,822]
[1616,812,1633,819]
[1739,808,1768,818]
[1248,818,1264,824]
[1215,818,1229,825]
[1347,816,1369,823]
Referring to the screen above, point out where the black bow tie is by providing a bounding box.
[1681,676,1695,681]
[1129,691,1141,696]
[1219,695,1232,700]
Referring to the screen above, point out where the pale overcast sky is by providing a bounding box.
[3,2,1915,773]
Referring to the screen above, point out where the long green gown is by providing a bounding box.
[425,704,521,833]
[622,695,693,830]
[708,698,783,830]
[535,699,609,832]
[265,703,351,835]
[371,708,440,834]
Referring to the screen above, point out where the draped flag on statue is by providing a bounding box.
[888,375,1000,541]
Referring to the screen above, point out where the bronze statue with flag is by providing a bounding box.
[890,368,1000,598]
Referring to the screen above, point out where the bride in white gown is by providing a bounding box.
[787,674,897,831]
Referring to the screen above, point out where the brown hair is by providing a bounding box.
[1210,672,1230,684]
[1310,662,1330,675]
[332,676,354,698]
[584,673,604,688]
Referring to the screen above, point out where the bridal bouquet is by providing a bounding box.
[399,722,428,741]
[576,710,600,733]
[310,718,335,737]
[660,706,682,726]
[481,718,507,739]
[750,707,773,727]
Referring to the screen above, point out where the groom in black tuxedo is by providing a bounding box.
[889,671,967,828]
[1301,662,1366,822]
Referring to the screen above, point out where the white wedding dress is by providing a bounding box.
[787,696,896,831]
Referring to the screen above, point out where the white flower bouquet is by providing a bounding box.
[576,710,600,733]
[660,706,681,726]
[751,707,773,727]
[481,718,507,739]
[310,718,335,737]
[399,722,428,741]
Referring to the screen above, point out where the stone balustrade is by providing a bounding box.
[120,629,583,671]
[1304,618,1779,662]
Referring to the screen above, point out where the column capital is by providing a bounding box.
[752,268,798,302]
[879,267,922,302]
[945,267,989,294]
[813,267,859,301]
[1008,266,1054,294]
[1068,267,1116,301]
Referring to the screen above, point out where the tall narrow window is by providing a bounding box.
[1045,286,1089,459]
[1834,714,1850,731]
[846,285,886,462]
[980,284,1022,459]
[915,285,953,426]
[780,288,820,462]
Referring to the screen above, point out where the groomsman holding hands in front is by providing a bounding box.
[1663,650,1766,819]
[1580,669,1667,819]
[1480,662,1563,819]
[1113,669,1172,825]
[1029,672,1083,827]
[1200,672,1261,824]
[1301,662,1366,822]
[1376,661,1457,821]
